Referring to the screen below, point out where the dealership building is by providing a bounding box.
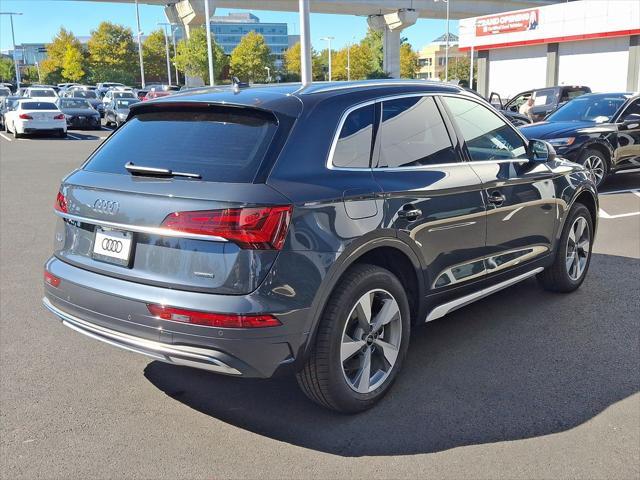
[459,0,640,99]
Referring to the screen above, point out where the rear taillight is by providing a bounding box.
[147,304,282,328]
[54,191,67,213]
[44,270,60,288]
[19,113,33,119]
[161,206,292,250]
[54,114,65,120]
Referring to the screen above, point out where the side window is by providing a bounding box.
[378,96,456,168]
[332,104,374,168]
[620,99,640,121]
[442,96,528,161]
[532,88,556,106]
[507,92,531,112]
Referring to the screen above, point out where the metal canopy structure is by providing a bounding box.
[77,0,559,84]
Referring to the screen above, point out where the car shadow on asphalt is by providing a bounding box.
[144,253,640,457]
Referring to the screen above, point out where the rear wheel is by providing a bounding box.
[538,203,593,292]
[297,264,410,413]
[12,123,20,138]
[578,149,608,188]
[58,130,67,138]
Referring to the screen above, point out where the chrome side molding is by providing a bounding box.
[426,267,544,322]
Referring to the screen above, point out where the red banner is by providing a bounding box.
[475,9,539,37]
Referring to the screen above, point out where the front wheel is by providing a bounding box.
[297,264,410,413]
[538,203,593,292]
[579,149,608,188]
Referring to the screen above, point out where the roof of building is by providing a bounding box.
[432,32,459,43]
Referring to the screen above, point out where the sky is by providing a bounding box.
[0,0,458,53]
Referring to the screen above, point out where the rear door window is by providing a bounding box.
[331,104,375,168]
[83,108,278,183]
[377,96,457,168]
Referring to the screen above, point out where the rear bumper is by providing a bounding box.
[43,257,313,378]
[43,296,242,376]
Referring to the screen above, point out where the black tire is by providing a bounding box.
[296,264,411,413]
[537,203,593,293]
[12,124,20,138]
[578,148,609,188]
[58,130,67,138]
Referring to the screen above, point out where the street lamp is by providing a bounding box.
[157,22,172,85]
[346,35,355,81]
[264,66,271,83]
[320,36,334,81]
[134,0,145,88]
[435,0,450,82]
[0,12,23,90]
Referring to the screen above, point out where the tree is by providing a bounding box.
[87,22,137,84]
[40,27,83,84]
[360,28,384,75]
[174,27,227,84]
[283,41,323,81]
[332,43,376,81]
[62,44,85,82]
[229,31,274,83]
[23,66,40,83]
[0,58,15,83]
[400,43,418,79]
[143,29,170,83]
[439,55,476,86]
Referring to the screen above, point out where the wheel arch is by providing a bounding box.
[300,236,427,363]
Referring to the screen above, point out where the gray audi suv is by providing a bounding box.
[43,81,598,413]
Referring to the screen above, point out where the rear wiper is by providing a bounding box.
[124,162,201,179]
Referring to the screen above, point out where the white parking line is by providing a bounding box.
[615,167,640,174]
[0,132,12,142]
[599,188,640,195]
[599,208,640,219]
[66,133,82,140]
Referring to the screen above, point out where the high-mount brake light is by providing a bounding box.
[161,206,293,250]
[147,304,282,329]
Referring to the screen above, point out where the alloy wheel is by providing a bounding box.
[565,216,590,281]
[340,289,402,394]
[583,155,606,186]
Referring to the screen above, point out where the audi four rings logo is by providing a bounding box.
[93,199,119,215]
[101,238,124,253]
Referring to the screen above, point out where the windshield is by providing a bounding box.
[30,89,56,97]
[0,88,10,96]
[20,101,58,110]
[61,99,92,109]
[548,95,628,123]
[73,91,97,99]
[83,108,278,183]
[113,92,135,99]
[115,99,138,109]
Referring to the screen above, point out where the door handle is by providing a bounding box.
[398,206,422,221]
[487,191,506,206]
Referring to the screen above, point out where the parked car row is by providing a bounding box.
[0,82,144,137]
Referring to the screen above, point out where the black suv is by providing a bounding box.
[43,81,598,413]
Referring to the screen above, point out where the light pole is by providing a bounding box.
[264,66,271,83]
[157,22,172,85]
[0,12,23,90]
[298,0,312,86]
[170,25,180,85]
[134,0,145,88]
[203,0,215,86]
[434,0,450,81]
[346,35,355,81]
[320,36,334,81]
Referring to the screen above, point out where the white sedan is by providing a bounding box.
[24,87,59,102]
[5,100,67,138]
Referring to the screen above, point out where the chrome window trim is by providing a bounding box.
[327,91,532,172]
[54,210,228,243]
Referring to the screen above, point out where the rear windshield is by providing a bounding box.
[73,91,97,99]
[30,89,56,97]
[83,108,278,183]
[60,99,92,109]
[21,102,58,110]
[115,99,138,108]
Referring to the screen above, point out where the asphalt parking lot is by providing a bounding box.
[1,130,639,479]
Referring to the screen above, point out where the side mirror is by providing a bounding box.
[620,113,640,129]
[529,139,557,163]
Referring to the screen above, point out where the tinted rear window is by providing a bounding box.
[21,102,58,110]
[84,108,278,183]
[30,89,56,97]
